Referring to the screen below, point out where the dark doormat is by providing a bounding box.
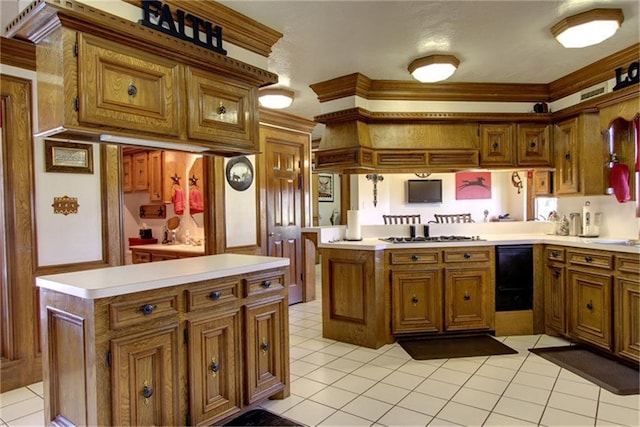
[220,409,303,426]
[529,346,639,395]
[397,334,518,360]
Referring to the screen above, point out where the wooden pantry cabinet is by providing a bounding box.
[39,266,289,426]
[389,246,494,336]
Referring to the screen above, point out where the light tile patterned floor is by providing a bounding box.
[2,268,639,426]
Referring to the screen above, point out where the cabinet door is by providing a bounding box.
[517,124,551,166]
[111,324,180,426]
[132,152,148,191]
[188,310,241,425]
[544,263,566,334]
[480,124,514,166]
[147,150,163,202]
[186,66,259,153]
[555,118,580,194]
[123,154,133,192]
[533,170,552,196]
[77,33,181,136]
[444,267,492,331]
[615,278,640,363]
[391,269,442,334]
[244,297,287,405]
[568,269,612,351]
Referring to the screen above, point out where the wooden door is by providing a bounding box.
[568,269,612,351]
[479,124,514,166]
[444,266,492,331]
[111,324,180,426]
[265,139,304,304]
[615,277,640,362]
[517,124,551,166]
[391,269,442,334]
[555,118,580,194]
[187,311,241,425]
[544,263,566,334]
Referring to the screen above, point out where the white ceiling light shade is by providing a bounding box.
[551,8,624,48]
[258,88,295,109]
[408,55,460,83]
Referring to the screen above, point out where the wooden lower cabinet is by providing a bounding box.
[132,247,203,263]
[388,246,494,337]
[568,269,613,351]
[40,266,289,426]
[544,246,567,334]
[615,254,640,363]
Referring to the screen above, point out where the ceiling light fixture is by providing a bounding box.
[258,88,294,109]
[551,8,624,48]
[408,55,460,83]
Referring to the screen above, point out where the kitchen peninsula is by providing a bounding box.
[308,224,639,366]
[36,254,290,426]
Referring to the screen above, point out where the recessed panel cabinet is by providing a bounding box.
[480,124,514,166]
[517,124,551,166]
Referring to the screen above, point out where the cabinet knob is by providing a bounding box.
[210,358,219,376]
[564,153,571,161]
[140,304,156,315]
[411,295,419,305]
[586,300,593,310]
[492,141,499,150]
[142,380,153,405]
[411,254,420,261]
[127,84,138,97]
[463,252,471,259]
[261,338,269,355]
[463,293,471,301]
[553,269,561,279]
[584,256,593,263]
[529,141,537,148]
[261,280,271,289]
[209,291,222,300]
[551,250,559,258]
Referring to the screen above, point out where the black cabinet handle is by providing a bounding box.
[261,280,271,289]
[565,153,571,161]
[411,254,420,261]
[128,84,138,97]
[530,141,537,148]
[551,250,559,258]
[261,339,269,354]
[463,252,471,259]
[463,293,471,301]
[411,295,419,304]
[553,269,561,279]
[140,304,155,315]
[586,300,593,310]
[584,256,593,263]
[209,291,222,300]
[142,384,153,399]
[492,141,499,150]
[210,361,220,375]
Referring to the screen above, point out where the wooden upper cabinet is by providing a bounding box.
[517,124,551,166]
[554,118,580,195]
[77,33,181,137]
[186,66,259,153]
[480,124,515,166]
[122,154,133,192]
[147,150,164,202]
[132,152,149,191]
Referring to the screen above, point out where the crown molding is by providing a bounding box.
[121,0,282,57]
[259,109,317,134]
[0,37,36,70]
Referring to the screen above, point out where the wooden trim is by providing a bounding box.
[102,144,123,266]
[548,43,640,101]
[550,85,639,122]
[6,0,278,86]
[0,37,36,70]
[121,0,282,57]
[259,109,317,134]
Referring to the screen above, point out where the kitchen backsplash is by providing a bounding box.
[556,195,639,239]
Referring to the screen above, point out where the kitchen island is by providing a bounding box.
[36,254,290,426]
[308,225,639,365]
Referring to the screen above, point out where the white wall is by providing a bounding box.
[348,170,526,225]
[225,155,257,247]
[317,173,341,225]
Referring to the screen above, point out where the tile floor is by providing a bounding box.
[2,268,639,426]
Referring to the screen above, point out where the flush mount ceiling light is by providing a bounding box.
[551,8,624,48]
[408,55,460,83]
[258,88,294,109]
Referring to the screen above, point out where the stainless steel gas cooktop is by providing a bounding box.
[379,235,484,244]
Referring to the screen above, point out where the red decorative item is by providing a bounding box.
[455,172,492,200]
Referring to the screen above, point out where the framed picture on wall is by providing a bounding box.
[318,173,334,202]
[45,140,94,174]
[455,171,492,199]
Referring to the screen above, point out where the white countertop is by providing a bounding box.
[314,233,640,254]
[130,243,205,253]
[36,254,290,299]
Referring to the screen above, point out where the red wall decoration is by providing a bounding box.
[455,172,492,200]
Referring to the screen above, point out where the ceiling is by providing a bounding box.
[219,1,639,136]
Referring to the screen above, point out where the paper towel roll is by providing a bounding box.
[346,210,362,240]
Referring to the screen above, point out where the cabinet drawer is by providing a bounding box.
[244,270,285,297]
[109,293,179,330]
[443,248,491,263]
[568,250,613,270]
[132,251,151,263]
[545,247,565,262]
[617,255,640,276]
[185,277,240,312]
[389,250,439,265]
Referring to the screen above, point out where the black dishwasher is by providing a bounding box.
[495,245,533,311]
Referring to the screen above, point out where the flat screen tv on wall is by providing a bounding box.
[407,179,443,203]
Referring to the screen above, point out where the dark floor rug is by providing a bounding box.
[397,334,518,360]
[530,346,639,395]
[221,409,303,426]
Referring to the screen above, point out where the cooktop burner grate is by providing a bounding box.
[380,235,484,243]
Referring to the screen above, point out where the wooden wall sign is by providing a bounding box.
[141,0,227,55]
[613,61,639,91]
[52,196,79,215]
